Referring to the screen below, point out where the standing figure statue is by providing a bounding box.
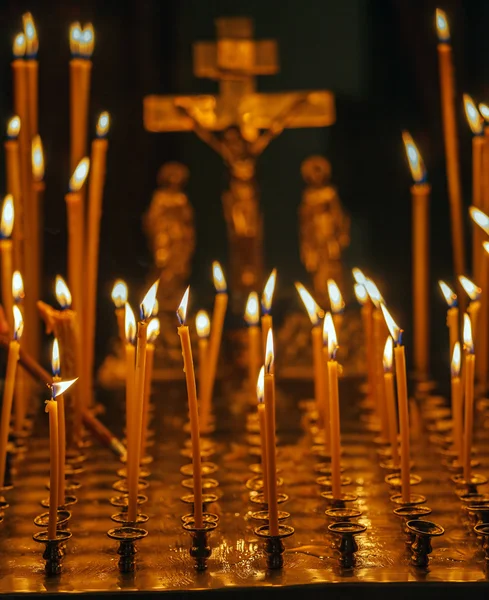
[299,156,350,306]
[143,162,195,307]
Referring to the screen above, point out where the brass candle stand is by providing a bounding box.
[106,526,148,573]
[406,519,445,567]
[32,530,72,576]
[327,521,367,569]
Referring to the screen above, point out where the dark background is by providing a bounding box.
[0,0,485,375]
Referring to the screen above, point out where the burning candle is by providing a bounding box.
[177,287,203,528]
[383,336,400,466]
[30,134,44,351]
[0,195,15,332]
[459,275,481,341]
[295,282,325,418]
[256,366,268,503]
[479,104,489,223]
[402,131,431,381]
[141,317,160,455]
[380,304,411,503]
[111,280,128,346]
[480,241,489,389]
[436,8,465,279]
[261,268,277,355]
[51,338,67,506]
[200,262,228,432]
[354,281,375,395]
[23,13,39,138]
[245,292,261,395]
[124,303,136,499]
[5,117,22,270]
[0,306,23,489]
[196,310,210,397]
[451,342,463,462]
[12,271,27,436]
[70,23,94,171]
[438,280,459,359]
[324,312,341,500]
[327,279,345,332]
[463,314,476,483]
[264,329,279,535]
[321,313,331,454]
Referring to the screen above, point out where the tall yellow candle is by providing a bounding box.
[324,313,341,499]
[402,131,431,380]
[436,9,466,280]
[480,242,489,388]
[256,367,268,503]
[0,196,15,333]
[245,292,261,395]
[261,268,277,356]
[124,303,136,481]
[141,318,159,455]
[451,342,463,462]
[264,329,279,536]
[354,282,374,397]
[463,314,476,482]
[196,310,210,397]
[23,13,39,139]
[383,337,400,466]
[459,276,481,338]
[200,262,228,432]
[321,320,331,455]
[439,280,459,359]
[5,117,22,270]
[12,271,27,436]
[50,339,66,506]
[111,280,128,346]
[327,279,345,334]
[177,287,203,528]
[0,306,22,488]
[381,304,411,503]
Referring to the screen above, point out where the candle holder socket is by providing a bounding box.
[112,478,149,493]
[111,512,149,526]
[451,473,488,494]
[466,504,489,528]
[107,526,148,573]
[182,514,219,571]
[385,473,422,491]
[249,509,290,522]
[390,493,426,507]
[325,507,362,522]
[406,519,444,568]
[393,505,432,545]
[474,523,489,561]
[180,492,219,511]
[110,493,147,511]
[34,509,71,530]
[316,475,351,489]
[180,462,218,477]
[254,523,295,570]
[41,494,77,509]
[33,530,72,576]
[327,521,367,569]
[313,462,345,475]
[321,491,358,508]
[181,477,219,492]
[246,475,283,492]
[249,491,288,507]
[117,466,151,479]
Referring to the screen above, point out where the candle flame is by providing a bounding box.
[13,305,23,341]
[140,280,159,320]
[479,103,489,122]
[383,336,393,372]
[23,12,38,57]
[365,278,384,308]
[12,271,24,303]
[125,303,136,344]
[295,282,323,326]
[380,304,402,345]
[436,8,450,42]
[79,24,94,58]
[55,275,72,309]
[451,341,461,378]
[13,33,26,58]
[146,317,160,343]
[354,283,368,306]
[7,116,20,138]
[402,131,426,183]
[69,157,90,192]
[69,22,82,55]
[262,268,277,314]
[31,135,44,182]
[51,378,78,399]
[352,267,366,285]
[256,365,265,404]
[111,280,128,308]
[177,286,190,325]
[463,94,484,135]
[244,291,260,326]
[327,279,345,314]
[212,261,227,293]
[438,280,457,307]
[463,313,474,354]
[265,328,274,374]
[196,310,210,338]
[324,312,338,359]
[96,112,110,137]
[469,206,489,235]
[483,241,489,255]
[0,195,14,240]
[459,275,481,301]
[51,338,60,377]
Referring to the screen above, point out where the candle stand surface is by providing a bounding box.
[0,378,488,597]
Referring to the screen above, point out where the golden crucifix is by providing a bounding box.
[144,17,335,299]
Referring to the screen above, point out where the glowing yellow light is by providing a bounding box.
[141,280,159,320]
[265,328,274,373]
[125,303,136,344]
[80,24,95,58]
[96,112,110,137]
[295,282,323,326]
[0,195,14,239]
[12,305,23,341]
[438,280,457,308]
[380,304,402,345]
[196,310,210,338]
[324,312,338,359]
[365,279,383,308]
[212,261,227,293]
[55,276,72,309]
[177,286,190,325]
[69,157,90,192]
[470,206,489,235]
[23,12,38,56]
[12,271,24,303]
[479,103,489,122]
[51,378,78,399]
[244,292,260,326]
[483,241,489,255]
[13,33,26,58]
[69,22,82,55]
[7,116,20,138]
[146,317,160,343]
[354,283,368,306]
[352,267,366,285]
[458,275,481,301]
[402,131,426,183]
[463,313,474,354]
[262,268,277,313]
[111,280,128,309]
[256,365,265,403]
[451,341,461,378]
[436,8,450,42]
[463,94,483,135]
[51,338,60,376]
[327,279,345,314]
[383,336,393,372]
[31,135,44,182]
